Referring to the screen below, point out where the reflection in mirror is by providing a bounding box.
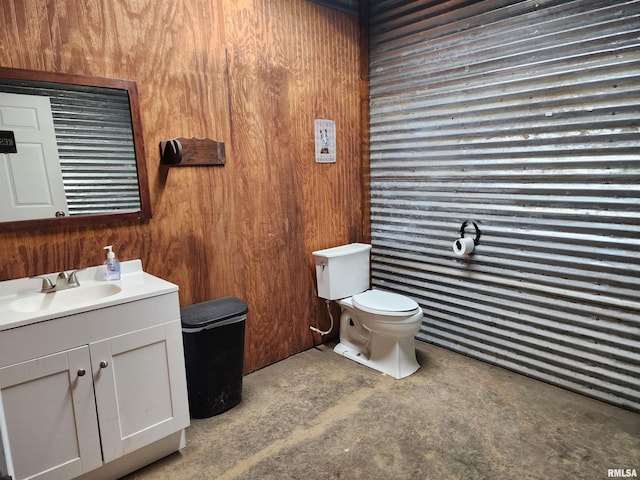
[0,68,150,231]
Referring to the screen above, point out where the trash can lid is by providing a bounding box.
[181,296,248,330]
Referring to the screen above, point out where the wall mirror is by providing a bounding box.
[0,67,151,232]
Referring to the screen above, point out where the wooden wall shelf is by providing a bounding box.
[160,137,225,167]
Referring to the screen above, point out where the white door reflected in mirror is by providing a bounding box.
[0,92,68,221]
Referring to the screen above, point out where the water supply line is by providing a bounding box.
[310,300,334,336]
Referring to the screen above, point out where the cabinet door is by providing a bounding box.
[0,346,102,480]
[91,321,189,463]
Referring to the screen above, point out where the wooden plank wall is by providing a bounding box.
[0,0,363,373]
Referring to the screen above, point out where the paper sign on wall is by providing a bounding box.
[314,119,336,163]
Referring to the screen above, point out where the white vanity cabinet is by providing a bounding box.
[0,268,190,480]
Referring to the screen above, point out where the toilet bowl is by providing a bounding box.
[312,243,424,379]
[336,290,423,379]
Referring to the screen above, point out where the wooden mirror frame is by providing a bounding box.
[0,67,151,232]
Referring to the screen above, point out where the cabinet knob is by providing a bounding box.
[77,368,86,377]
[99,360,109,369]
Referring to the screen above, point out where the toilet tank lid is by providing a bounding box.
[312,243,371,259]
[352,290,419,314]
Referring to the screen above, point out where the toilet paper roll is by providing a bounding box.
[453,237,475,256]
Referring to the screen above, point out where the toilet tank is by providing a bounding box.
[312,243,372,300]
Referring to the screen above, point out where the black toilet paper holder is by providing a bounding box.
[460,221,481,246]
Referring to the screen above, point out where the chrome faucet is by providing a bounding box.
[31,269,86,293]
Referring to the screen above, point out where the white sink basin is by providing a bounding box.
[10,283,122,313]
[0,260,178,331]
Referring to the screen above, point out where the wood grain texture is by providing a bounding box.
[0,0,363,373]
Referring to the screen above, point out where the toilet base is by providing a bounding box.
[334,334,419,379]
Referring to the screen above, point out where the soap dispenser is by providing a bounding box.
[103,245,121,281]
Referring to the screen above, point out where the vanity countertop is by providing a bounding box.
[0,260,178,331]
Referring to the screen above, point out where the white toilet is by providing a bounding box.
[312,243,423,379]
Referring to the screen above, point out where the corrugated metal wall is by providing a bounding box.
[0,80,141,216]
[368,0,640,411]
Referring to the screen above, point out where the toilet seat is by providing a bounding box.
[352,290,419,317]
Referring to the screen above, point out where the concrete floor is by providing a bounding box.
[122,341,639,480]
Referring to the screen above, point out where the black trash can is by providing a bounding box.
[181,296,248,418]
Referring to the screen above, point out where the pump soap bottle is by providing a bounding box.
[103,245,121,281]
